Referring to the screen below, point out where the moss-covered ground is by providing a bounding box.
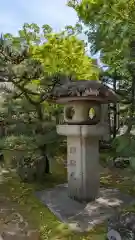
[0,156,135,239]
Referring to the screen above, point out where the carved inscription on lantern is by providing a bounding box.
[70,146,76,154]
[70,159,76,166]
[68,146,76,166]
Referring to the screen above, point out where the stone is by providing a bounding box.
[57,124,103,201]
[47,79,118,202]
[107,212,135,240]
[36,184,135,232]
[17,155,50,182]
[17,157,36,182]
[114,157,130,168]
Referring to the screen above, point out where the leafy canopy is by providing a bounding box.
[0,22,100,166]
[68,0,135,75]
[4,23,99,80]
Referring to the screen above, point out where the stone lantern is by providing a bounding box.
[48,80,118,202]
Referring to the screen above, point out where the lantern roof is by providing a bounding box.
[47,80,119,104]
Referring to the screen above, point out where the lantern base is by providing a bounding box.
[67,135,100,202]
[36,184,135,232]
[57,124,104,201]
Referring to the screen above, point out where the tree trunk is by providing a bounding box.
[127,75,135,133]
[36,104,50,174]
[127,41,135,133]
[100,104,111,142]
[113,77,117,139]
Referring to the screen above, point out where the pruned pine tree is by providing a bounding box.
[0,36,63,181]
[0,21,100,179]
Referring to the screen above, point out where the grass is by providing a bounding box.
[0,156,107,240]
[1,153,135,239]
[100,167,135,195]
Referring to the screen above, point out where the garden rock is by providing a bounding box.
[107,212,135,239]
[107,157,130,168]
[17,156,47,182]
[114,157,130,168]
[17,157,36,182]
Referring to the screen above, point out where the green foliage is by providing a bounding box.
[0,22,100,181]
[4,22,99,80]
[68,0,135,75]
[112,134,135,160]
[68,0,135,135]
[32,31,99,80]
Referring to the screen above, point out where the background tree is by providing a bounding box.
[68,0,135,161]
[68,0,135,128]
[0,23,99,181]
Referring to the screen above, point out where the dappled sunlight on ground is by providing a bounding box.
[0,167,9,184]
[0,163,107,239]
[0,161,135,239]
